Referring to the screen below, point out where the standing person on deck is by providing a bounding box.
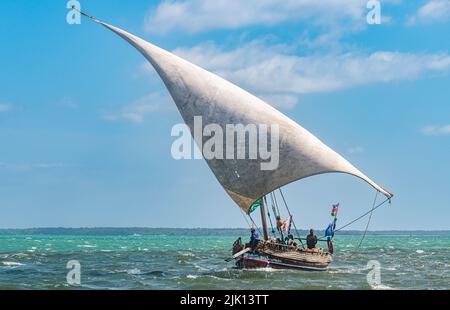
[249,227,260,252]
[276,216,288,234]
[306,229,318,249]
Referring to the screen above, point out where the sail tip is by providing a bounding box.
[72,6,102,24]
[381,188,394,199]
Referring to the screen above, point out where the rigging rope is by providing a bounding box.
[271,191,285,241]
[240,208,252,228]
[358,191,379,248]
[264,196,276,236]
[272,191,282,218]
[269,193,283,240]
[312,197,390,242]
[248,213,262,236]
[269,192,279,218]
[279,188,305,249]
[245,189,390,246]
[333,197,390,234]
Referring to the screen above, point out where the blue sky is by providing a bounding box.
[0,0,449,230]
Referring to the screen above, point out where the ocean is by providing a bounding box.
[0,229,448,290]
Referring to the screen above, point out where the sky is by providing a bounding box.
[0,0,449,230]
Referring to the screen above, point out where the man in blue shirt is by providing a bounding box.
[249,227,260,252]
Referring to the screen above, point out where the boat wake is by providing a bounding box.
[0,261,24,267]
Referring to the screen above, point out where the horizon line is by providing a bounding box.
[0,227,449,232]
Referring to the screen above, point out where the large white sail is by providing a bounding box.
[86,16,392,213]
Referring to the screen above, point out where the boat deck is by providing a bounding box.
[254,240,332,270]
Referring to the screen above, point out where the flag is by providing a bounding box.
[248,199,261,214]
[331,203,339,217]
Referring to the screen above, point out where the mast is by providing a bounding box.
[259,196,269,240]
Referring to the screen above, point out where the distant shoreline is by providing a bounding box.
[0,227,448,236]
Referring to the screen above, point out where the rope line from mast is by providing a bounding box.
[272,191,282,218]
[264,196,276,236]
[71,6,98,22]
[358,191,379,247]
[291,196,391,242]
[248,213,262,236]
[269,192,279,218]
[269,193,283,240]
[240,208,252,228]
[332,196,390,234]
[279,188,304,248]
[272,191,285,242]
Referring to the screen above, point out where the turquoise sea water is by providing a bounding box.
[0,230,448,290]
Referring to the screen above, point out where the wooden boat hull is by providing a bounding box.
[236,254,330,271]
[236,256,269,269]
[233,239,332,271]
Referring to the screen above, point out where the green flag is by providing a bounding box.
[248,199,261,215]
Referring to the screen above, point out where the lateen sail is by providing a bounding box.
[85,16,393,213]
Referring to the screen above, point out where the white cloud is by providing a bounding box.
[258,94,299,109]
[0,103,13,113]
[408,0,450,25]
[102,92,172,123]
[144,0,367,34]
[171,41,450,98]
[58,97,78,109]
[0,162,68,170]
[421,124,450,135]
[32,163,66,169]
[138,1,450,111]
[348,146,365,154]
